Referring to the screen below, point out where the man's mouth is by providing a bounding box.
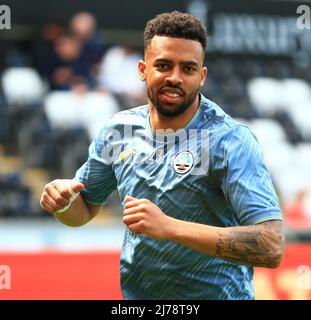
[159,88,184,103]
[163,92,180,98]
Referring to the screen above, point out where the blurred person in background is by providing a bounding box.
[97,45,146,108]
[50,33,93,91]
[40,11,285,300]
[34,12,105,91]
[70,12,106,77]
[34,21,65,80]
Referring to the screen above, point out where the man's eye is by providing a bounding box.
[184,66,196,72]
[156,64,168,70]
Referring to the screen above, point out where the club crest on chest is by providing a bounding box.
[173,151,194,174]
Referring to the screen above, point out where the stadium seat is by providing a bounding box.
[247,78,283,116]
[267,142,311,207]
[44,91,82,130]
[295,143,311,184]
[248,118,287,149]
[247,77,311,140]
[281,79,311,111]
[44,91,119,139]
[80,92,119,139]
[286,101,311,140]
[1,67,46,105]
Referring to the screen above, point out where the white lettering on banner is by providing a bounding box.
[208,13,311,56]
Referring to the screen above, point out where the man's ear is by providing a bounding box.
[200,67,208,87]
[138,60,147,81]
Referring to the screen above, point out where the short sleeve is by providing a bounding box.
[213,125,282,225]
[75,126,117,205]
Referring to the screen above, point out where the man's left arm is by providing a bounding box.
[170,217,285,268]
[123,196,285,268]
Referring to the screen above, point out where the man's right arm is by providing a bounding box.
[40,179,101,227]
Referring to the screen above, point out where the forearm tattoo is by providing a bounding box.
[216,220,285,268]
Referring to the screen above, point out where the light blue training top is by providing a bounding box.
[75,94,282,300]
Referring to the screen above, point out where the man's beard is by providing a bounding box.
[147,85,200,118]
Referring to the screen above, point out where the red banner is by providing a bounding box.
[0,250,122,300]
[1,243,310,299]
[254,243,311,300]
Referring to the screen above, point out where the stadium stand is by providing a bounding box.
[0,7,310,231]
[1,53,311,224]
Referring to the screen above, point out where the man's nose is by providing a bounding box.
[165,68,183,85]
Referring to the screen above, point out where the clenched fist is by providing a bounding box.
[40,179,84,214]
[123,196,175,240]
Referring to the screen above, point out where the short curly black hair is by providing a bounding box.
[144,11,207,50]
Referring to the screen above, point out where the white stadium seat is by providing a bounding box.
[248,118,287,149]
[295,143,311,183]
[247,78,283,116]
[281,79,311,110]
[266,142,311,206]
[286,101,311,140]
[80,92,120,139]
[44,91,119,139]
[247,77,311,120]
[1,67,45,105]
[44,91,81,129]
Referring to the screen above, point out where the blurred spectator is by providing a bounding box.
[34,15,105,91]
[285,189,311,230]
[70,12,106,75]
[51,33,94,90]
[34,22,65,79]
[97,45,146,108]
